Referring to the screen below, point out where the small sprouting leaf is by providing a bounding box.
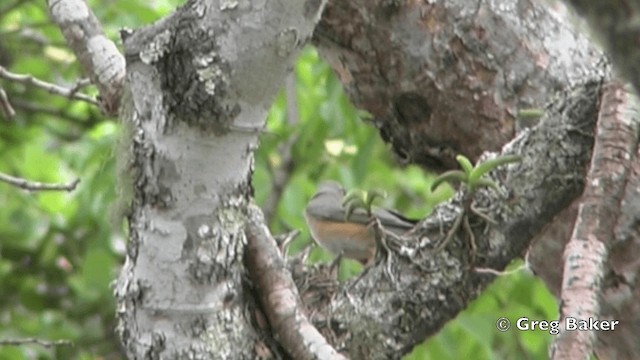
[431,170,467,192]
[468,154,522,185]
[366,189,387,208]
[344,201,360,221]
[342,189,366,207]
[456,155,474,176]
[342,189,366,220]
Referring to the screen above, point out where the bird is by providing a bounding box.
[304,181,417,266]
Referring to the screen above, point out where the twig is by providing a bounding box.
[0,86,15,119]
[0,66,99,106]
[0,337,73,348]
[68,78,92,96]
[0,172,80,192]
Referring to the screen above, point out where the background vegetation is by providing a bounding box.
[0,1,557,358]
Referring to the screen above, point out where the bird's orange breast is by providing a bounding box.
[305,215,376,265]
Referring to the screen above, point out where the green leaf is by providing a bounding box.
[342,189,366,220]
[342,189,366,207]
[431,170,467,191]
[468,154,522,185]
[455,154,474,176]
[366,188,387,208]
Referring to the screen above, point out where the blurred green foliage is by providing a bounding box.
[0,1,557,359]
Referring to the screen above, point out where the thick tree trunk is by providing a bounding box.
[113,1,326,358]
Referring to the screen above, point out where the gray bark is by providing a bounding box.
[47,0,125,114]
[113,1,326,358]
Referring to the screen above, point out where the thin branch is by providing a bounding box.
[0,172,80,192]
[0,86,15,120]
[551,81,640,359]
[0,338,73,348]
[244,204,347,360]
[68,78,92,96]
[0,66,99,106]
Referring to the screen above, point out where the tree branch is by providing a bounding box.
[0,172,80,192]
[0,85,15,119]
[0,338,73,348]
[47,0,125,115]
[551,81,640,359]
[115,0,330,357]
[0,65,99,106]
[245,204,347,360]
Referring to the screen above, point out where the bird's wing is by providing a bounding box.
[373,207,418,234]
[305,181,418,234]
